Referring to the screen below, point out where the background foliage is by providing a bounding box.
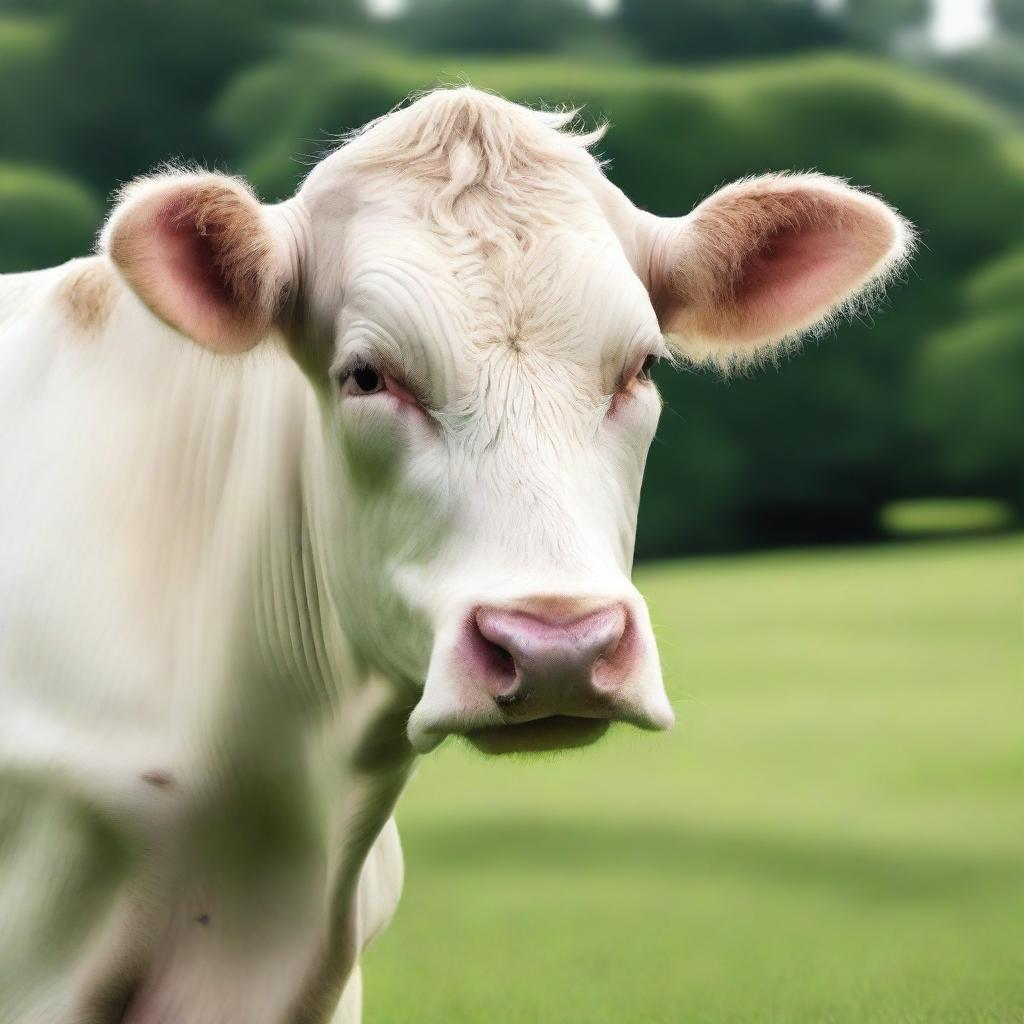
[0,0,1020,557]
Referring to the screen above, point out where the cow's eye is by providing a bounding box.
[637,354,658,382]
[353,365,382,393]
[341,361,385,397]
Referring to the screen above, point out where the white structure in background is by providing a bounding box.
[929,0,995,52]
[373,0,996,49]
[365,0,404,18]
[816,0,995,53]
[367,0,621,15]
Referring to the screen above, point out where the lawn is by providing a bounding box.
[364,535,1023,1024]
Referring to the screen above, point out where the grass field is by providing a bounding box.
[364,535,1023,1024]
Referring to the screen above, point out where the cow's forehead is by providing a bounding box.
[332,197,658,405]
[345,188,647,332]
[303,92,655,341]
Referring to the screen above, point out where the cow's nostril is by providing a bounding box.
[494,688,526,708]
[482,638,516,679]
[473,601,630,692]
[468,613,519,689]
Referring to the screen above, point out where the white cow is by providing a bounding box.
[0,88,911,1023]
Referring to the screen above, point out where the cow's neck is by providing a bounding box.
[88,266,416,789]
[113,301,408,831]
[155,326,415,789]
[206,373,414,1017]
[84,304,415,1021]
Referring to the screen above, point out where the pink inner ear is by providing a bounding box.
[655,178,906,353]
[730,220,881,344]
[150,197,241,345]
[108,173,285,353]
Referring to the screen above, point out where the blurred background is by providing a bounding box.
[1,2,1020,1021]
[1,0,1023,556]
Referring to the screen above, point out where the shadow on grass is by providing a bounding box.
[401,818,1023,903]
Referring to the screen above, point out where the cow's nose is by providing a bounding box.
[407,594,674,754]
[470,601,631,710]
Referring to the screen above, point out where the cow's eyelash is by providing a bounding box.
[336,357,386,396]
[618,352,660,392]
[637,354,658,381]
[336,354,434,413]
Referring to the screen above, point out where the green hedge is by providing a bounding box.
[0,162,101,272]
[879,498,1015,537]
[964,248,1024,312]
[913,250,1024,509]
[0,17,62,168]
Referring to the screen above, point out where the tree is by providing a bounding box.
[0,162,100,272]
[617,0,842,62]
[838,0,929,47]
[47,0,274,189]
[993,0,1024,35]
[913,251,1024,508]
[395,0,592,54]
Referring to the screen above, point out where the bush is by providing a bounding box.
[0,163,101,272]
[33,0,275,191]
[616,0,842,62]
[912,250,1024,508]
[964,248,1024,312]
[879,498,1015,537]
[396,0,592,55]
[933,38,1024,123]
[0,17,62,167]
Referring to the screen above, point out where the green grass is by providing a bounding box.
[364,536,1024,1023]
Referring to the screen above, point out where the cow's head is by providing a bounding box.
[103,89,912,756]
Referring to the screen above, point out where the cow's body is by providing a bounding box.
[0,260,405,1022]
[0,88,909,1024]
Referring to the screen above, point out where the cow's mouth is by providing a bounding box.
[465,715,610,755]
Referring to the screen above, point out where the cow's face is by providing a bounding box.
[103,90,912,756]
[302,184,675,754]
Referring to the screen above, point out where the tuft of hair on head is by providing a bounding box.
[335,85,607,196]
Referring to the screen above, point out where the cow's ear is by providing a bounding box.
[102,171,293,354]
[642,173,913,369]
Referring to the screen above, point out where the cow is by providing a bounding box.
[0,87,911,1023]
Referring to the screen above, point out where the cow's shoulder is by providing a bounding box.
[57,257,121,335]
[0,264,59,332]
[0,257,124,341]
